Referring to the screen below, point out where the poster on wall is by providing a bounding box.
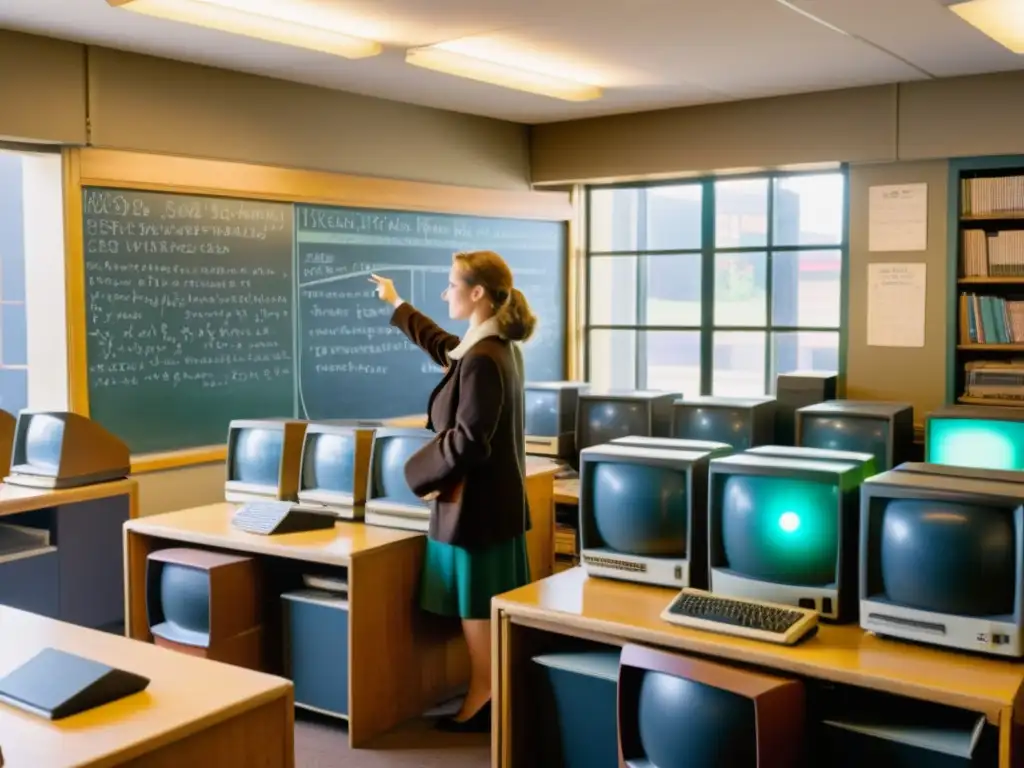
[868,183,928,252]
[867,262,926,348]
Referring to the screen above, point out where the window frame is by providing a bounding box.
[583,167,849,396]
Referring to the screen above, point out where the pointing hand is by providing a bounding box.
[369,274,401,307]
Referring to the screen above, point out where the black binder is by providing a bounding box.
[0,647,150,720]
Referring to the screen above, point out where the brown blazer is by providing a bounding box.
[391,302,530,550]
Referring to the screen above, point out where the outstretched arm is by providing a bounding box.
[404,353,504,494]
[390,302,460,369]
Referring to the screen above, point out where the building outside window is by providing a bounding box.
[585,171,846,397]
[0,151,28,414]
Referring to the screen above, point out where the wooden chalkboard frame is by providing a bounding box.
[62,148,578,474]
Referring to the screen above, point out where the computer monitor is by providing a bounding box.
[579,443,724,589]
[524,381,589,460]
[860,467,1024,657]
[796,399,914,471]
[671,396,776,450]
[618,643,805,767]
[575,390,678,454]
[925,405,1024,471]
[364,427,435,532]
[296,421,377,518]
[610,436,734,456]
[745,445,878,482]
[4,411,130,489]
[224,418,307,503]
[708,452,864,622]
[146,547,263,670]
[774,370,838,445]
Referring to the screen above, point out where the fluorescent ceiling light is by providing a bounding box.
[947,0,1024,54]
[405,47,602,102]
[107,0,382,59]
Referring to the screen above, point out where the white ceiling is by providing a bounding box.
[0,0,1021,124]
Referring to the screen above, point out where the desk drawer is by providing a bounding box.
[0,548,59,618]
[283,589,349,718]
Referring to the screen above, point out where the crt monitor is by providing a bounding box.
[707,452,864,622]
[618,643,805,768]
[224,418,307,503]
[671,396,776,450]
[364,427,435,532]
[774,370,838,446]
[575,390,678,453]
[745,445,878,482]
[296,421,377,518]
[5,410,130,489]
[524,381,589,460]
[925,404,1024,471]
[579,443,725,590]
[796,399,914,471]
[860,467,1024,658]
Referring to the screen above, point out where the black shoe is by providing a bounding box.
[435,701,491,733]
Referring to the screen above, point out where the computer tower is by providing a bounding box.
[775,371,838,446]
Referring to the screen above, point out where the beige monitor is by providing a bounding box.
[224,418,307,503]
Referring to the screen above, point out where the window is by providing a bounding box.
[585,171,845,397]
[0,152,28,414]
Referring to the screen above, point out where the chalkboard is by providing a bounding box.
[294,205,566,420]
[82,188,295,453]
[81,188,567,454]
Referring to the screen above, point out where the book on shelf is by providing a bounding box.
[959,293,1024,344]
[962,175,1024,216]
[962,229,1024,277]
[963,360,1024,403]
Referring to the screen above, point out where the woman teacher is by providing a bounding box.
[369,250,536,733]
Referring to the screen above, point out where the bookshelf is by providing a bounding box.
[949,156,1024,408]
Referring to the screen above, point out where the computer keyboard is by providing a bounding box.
[660,588,819,646]
[232,501,337,536]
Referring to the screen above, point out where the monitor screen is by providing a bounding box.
[876,497,1015,617]
[927,417,1024,472]
[591,461,688,557]
[153,564,210,646]
[525,389,560,437]
[23,414,64,473]
[229,427,284,486]
[578,399,650,449]
[371,435,427,506]
[301,431,356,494]
[675,406,754,449]
[801,414,889,472]
[720,474,839,587]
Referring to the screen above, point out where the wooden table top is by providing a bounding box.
[0,606,291,767]
[0,478,137,520]
[494,567,1024,721]
[553,477,579,505]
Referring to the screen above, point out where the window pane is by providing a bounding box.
[715,178,768,248]
[773,174,844,246]
[0,368,26,414]
[643,330,701,398]
[771,331,840,389]
[644,253,701,326]
[713,331,766,397]
[646,184,702,251]
[1,304,26,366]
[714,252,766,327]
[588,256,637,325]
[587,329,637,390]
[589,188,639,252]
[771,249,842,328]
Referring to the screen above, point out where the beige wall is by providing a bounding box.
[846,161,949,425]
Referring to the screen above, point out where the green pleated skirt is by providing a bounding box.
[419,534,531,620]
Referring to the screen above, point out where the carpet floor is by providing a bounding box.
[295,707,490,768]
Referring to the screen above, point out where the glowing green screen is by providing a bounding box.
[926,418,1024,471]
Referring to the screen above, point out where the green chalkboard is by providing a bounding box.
[83,187,295,454]
[81,189,567,454]
[294,205,566,421]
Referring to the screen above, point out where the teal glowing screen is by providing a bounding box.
[926,418,1024,471]
[720,474,839,586]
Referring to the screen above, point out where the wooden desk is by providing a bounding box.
[0,605,293,767]
[553,477,579,506]
[491,567,1024,768]
[523,456,559,580]
[0,479,138,629]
